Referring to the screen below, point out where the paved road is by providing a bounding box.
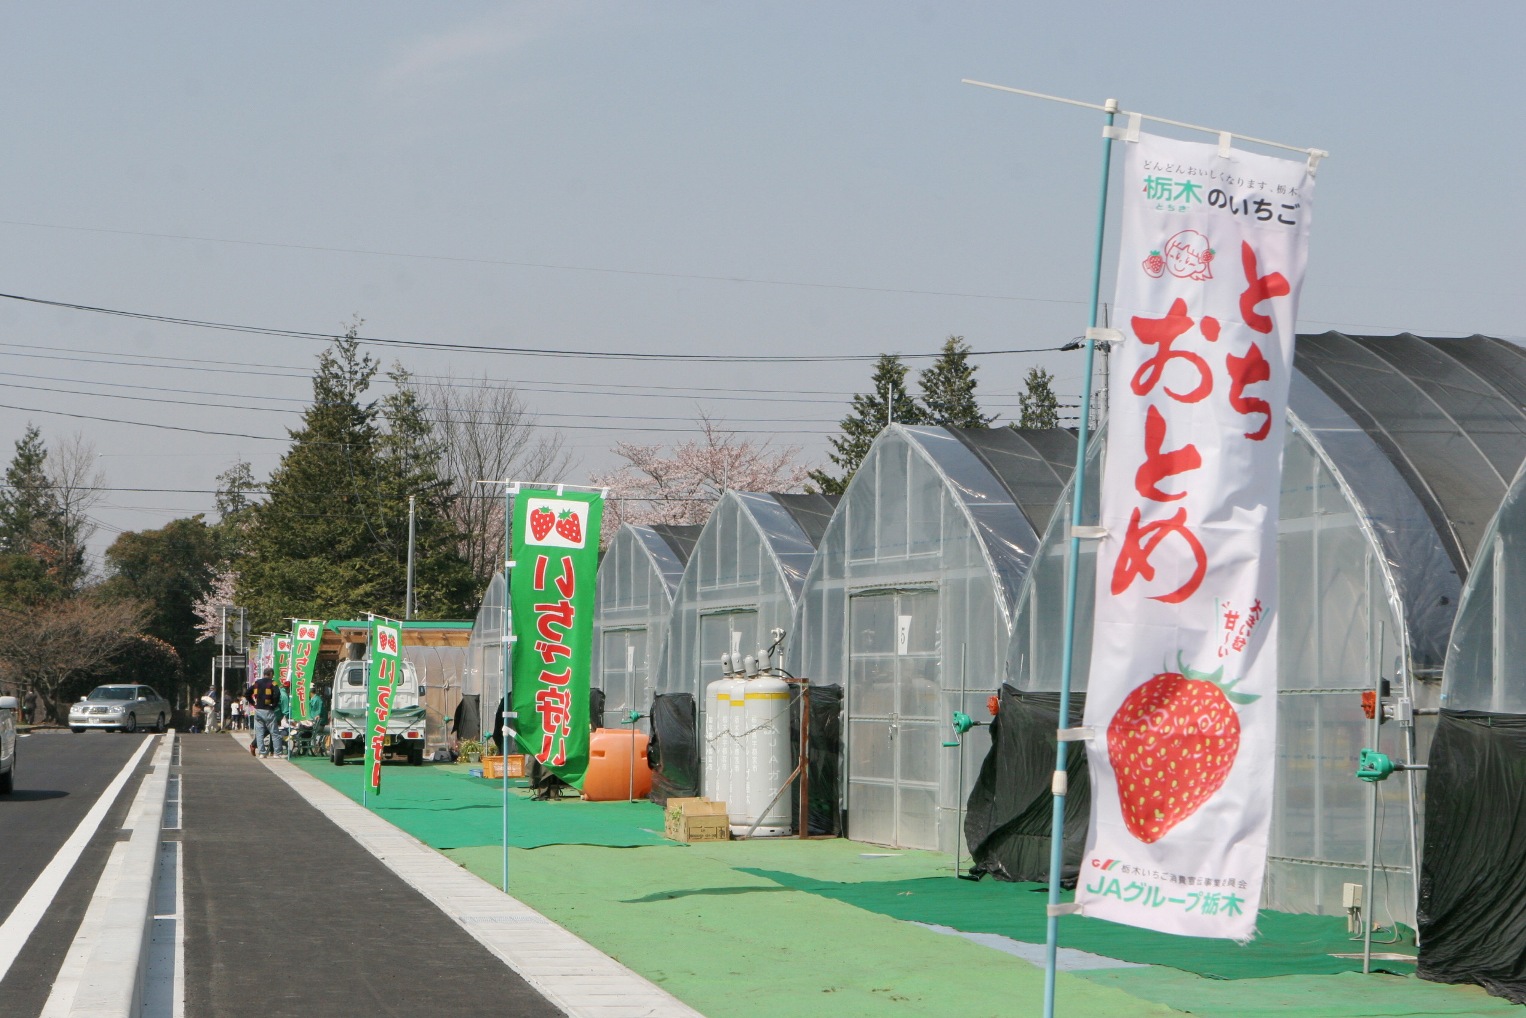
[0,729,157,1016]
[180,732,565,1018]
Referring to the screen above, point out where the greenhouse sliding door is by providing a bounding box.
[847,589,941,850]
[600,628,647,730]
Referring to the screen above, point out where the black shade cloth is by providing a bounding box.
[964,685,1089,883]
[647,692,699,805]
[453,694,480,746]
[791,684,843,836]
[1418,710,1526,1003]
[589,687,606,731]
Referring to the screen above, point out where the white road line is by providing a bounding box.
[0,736,155,983]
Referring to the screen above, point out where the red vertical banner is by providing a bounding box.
[1079,132,1316,938]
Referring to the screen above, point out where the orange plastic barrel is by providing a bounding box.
[582,728,653,801]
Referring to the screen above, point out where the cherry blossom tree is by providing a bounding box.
[590,415,812,539]
[191,565,240,645]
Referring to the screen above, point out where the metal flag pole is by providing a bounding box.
[1040,98,1117,1018]
[502,481,516,893]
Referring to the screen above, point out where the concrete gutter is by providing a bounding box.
[42,733,175,1018]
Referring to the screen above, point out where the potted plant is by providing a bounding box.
[459,739,482,764]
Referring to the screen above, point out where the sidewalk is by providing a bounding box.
[181,733,572,1018]
[243,737,1517,1018]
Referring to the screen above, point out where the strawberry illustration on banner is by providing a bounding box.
[508,490,602,787]
[1079,132,1316,940]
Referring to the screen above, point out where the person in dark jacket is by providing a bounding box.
[248,668,282,758]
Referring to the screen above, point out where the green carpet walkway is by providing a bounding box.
[290,757,1516,1018]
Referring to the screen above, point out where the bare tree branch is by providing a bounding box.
[425,377,574,585]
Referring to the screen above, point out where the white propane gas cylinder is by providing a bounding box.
[734,675,793,836]
[703,677,730,805]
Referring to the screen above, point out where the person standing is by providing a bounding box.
[248,668,282,758]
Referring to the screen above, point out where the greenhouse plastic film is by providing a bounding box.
[964,686,1089,883]
[790,684,843,836]
[648,692,699,805]
[1417,710,1526,1003]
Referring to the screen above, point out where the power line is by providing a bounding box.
[0,290,1071,363]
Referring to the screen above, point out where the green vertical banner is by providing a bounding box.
[290,621,323,723]
[510,489,602,788]
[274,636,293,717]
[365,618,404,795]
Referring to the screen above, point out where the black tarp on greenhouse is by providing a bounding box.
[1418,711,1526,1003]
[965,686,1088,882]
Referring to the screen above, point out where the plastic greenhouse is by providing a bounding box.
[591,524,702,731]
[462,571,507,744]
[654,491,836,768]
[787,424,1076,853]
[1419,453,1526,999]
[1001,333,1526,928]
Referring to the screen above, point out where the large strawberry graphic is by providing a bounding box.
[554,509,582,544]
[1142,250,1165,277]
[529,506,555,541]
[1107,656,1257,844]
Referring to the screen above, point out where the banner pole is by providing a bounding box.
[1043,97,1118,1018]
[503,482,513,893]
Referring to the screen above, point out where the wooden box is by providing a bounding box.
[665,797,731,843]
[481,754,527,779]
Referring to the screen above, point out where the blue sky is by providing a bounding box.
[1,2,1521,555]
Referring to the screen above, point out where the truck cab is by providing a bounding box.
[328,657,428,766]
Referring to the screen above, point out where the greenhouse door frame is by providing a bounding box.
[845,585,941,851]
[599,625,649,731]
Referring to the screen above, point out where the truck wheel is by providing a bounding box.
[331,739,345,765]
[409,742,424,766]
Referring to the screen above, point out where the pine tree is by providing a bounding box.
[235,326,474,629]
[0,425,59,558]
[1017,366,1061,430]
[919,336,995,428]
[0,424,89,593]
[808,354,925,495]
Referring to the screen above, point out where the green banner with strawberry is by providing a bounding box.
[509,489,602,787]
[364,618,404,795]
[274,636,293,716]
[290,620,323,723]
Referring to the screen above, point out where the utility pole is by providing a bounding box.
[219,604,227,731]
[405,494,417,620]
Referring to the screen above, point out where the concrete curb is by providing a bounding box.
[42,733,175,1018]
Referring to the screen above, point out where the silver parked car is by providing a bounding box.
[69,684,171,734]
[0,694,17,793]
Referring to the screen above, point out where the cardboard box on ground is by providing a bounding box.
[665,798,730,842]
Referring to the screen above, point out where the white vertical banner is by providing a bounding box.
[1078,132,1316,939]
